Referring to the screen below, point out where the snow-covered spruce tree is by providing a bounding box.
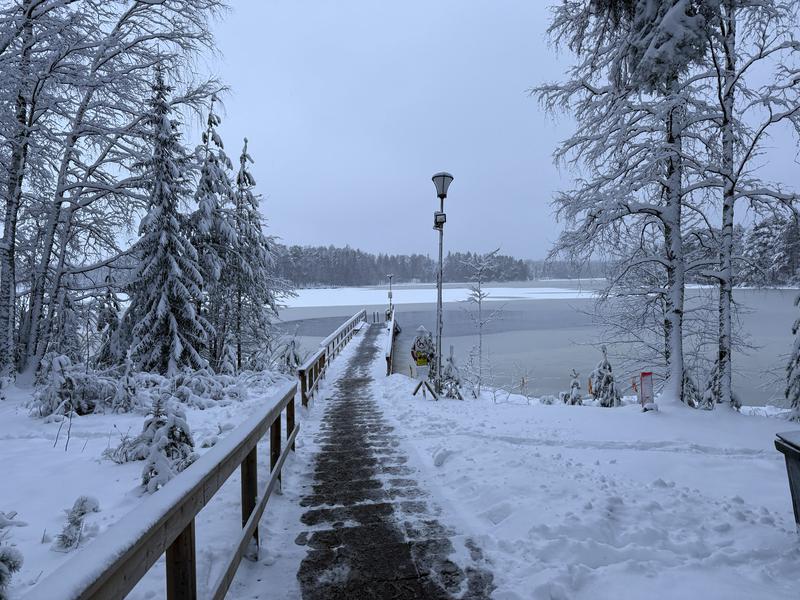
[590,346,621,407]
[190,97,237,370]
[740,213,800,287]
[54,496,100,552]
[560,369,582,406]
[786,292,800,420]
[537,0,713,404]
[104,391,196,489]
[0,544,23,600]
[441,347,463,400]
[226,138,290,371]
[126,68,211,376]
[94,279,121,367]
[47,291,84,365]
[702,0,800,408]
[140,394,196,493]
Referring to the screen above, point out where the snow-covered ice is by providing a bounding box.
[285,286,595,308]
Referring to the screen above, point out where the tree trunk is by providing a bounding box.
[0,0,34,376]
[717,0,736,407]
[663,93,686,403]
[20,91,93,377]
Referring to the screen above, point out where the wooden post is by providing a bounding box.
[287,397,295,451]
[271,415,281,485]
[241,448,258,548]
[166,519,197,600]
[320,353,326,378]
[299,369,308,407]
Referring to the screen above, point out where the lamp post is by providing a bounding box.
[431,171,453,395]
[387,273,394,315]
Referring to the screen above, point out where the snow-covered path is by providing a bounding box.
[377,375,800,600]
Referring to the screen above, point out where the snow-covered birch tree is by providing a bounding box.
[700,0,800,407]
[462,248,502,397]
[536,0,714,404]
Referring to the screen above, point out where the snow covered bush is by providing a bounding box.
[589,347,620,408]
[105,394,198,492]
[53,496,100,552]
[0,545,22,600]
[539,395,558,406]
[141,396,197,493]
[441,351,463,400]
[559,369,582,406]
[270,336,304,375]
[682,373,703,409]
[105,392,197,492]
[32,357,141,417]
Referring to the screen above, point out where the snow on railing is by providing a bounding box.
[298,309,367,407]
[24,381,299,600]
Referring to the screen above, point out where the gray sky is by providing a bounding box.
[209,1,800,260]
[209,1,567,259]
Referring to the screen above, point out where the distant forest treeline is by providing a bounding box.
[273,244,607,287]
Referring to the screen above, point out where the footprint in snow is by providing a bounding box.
[433,448,455,467]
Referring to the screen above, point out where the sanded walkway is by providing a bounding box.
[295,324,494,599]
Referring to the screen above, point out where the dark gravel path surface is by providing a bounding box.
[295,324,494,599]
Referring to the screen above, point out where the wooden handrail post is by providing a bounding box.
[299,369,308,407]
[287,397,296,451]
[166,519,197,600]
[241,447,258,552]
[270,415,281,486]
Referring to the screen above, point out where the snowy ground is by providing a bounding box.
[1,371,292,599]
[376,375,800,600]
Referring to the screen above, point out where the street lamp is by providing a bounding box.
[387,273,394,315]
[431,171,453,395]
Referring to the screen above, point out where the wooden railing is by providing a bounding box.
[320,309,367,361]
[25,382,299,600]
[385,309,399,376]
[298,309,367,407]
[298,347,325,408]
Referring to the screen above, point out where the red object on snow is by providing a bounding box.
[639,372,654,406]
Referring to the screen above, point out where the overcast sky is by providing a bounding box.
[208,1,800,260]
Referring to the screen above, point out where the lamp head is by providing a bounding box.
[431,172,454,199]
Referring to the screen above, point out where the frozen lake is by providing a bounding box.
[276,281,797,406]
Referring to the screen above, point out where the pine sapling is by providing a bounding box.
[53,496,100,552]
[141,397,197,493]
[590,346,621,408]
[559,369,582,405]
